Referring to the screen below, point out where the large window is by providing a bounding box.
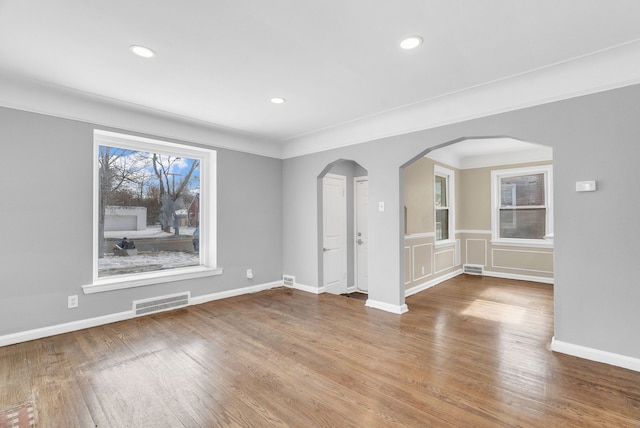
[86,130,219,293]
[491,165,553,245]
[434,165,455,244]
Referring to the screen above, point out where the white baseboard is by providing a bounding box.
[483,270,554,284]
[286,281,325,294]
[405,269,462,297]
[190,281,282,305]
[365,299,409,314]
[405,269,552,296]
[551,336,640,373]
[0,280,283,348]
[0,311,135,348]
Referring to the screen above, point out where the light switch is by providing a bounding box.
[378,201,385,212]
[576,180,596,192]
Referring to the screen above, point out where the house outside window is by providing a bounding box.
[491,165,553,246]
[434,165,455,244]
[86,130,220,294]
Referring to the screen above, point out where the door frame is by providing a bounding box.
[354,176,368,293]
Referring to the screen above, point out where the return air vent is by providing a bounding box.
[282,275,295,287]
[133,292,190,316]
[463,264,484,275]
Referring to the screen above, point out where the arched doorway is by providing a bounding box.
[400,136,554,296]
[318,159,369,295]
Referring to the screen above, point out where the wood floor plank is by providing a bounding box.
[1,276,640,426]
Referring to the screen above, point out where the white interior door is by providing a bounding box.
[355,178,369,292]
[323,173,347,295]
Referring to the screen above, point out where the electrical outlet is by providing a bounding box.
[68,295,78,309]
[246,268,253,279]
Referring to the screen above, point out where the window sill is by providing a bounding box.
[405,232,435,240]
[434,239,456,248]
[83,266,224,294]
[491,239,553,249]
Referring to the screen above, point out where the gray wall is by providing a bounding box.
[283,84,640,359]
[3,83,640,363]
[0,107,282,336]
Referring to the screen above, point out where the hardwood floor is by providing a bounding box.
[1,275,639,427]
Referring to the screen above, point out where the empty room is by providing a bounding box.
[1,1,640,426]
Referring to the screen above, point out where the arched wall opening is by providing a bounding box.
[400,136,554,298]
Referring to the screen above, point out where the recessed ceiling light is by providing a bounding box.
[270,97,286,104]
[130,45,156,58]
[400,36,423,50]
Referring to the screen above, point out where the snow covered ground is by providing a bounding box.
[100,226,199,276]
[98,251,199,277]
[104,225,196,239]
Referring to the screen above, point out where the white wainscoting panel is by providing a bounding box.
[412,243,433,282]
[492,248,554,274]
[434,248,455,274]
[466,238,488,267]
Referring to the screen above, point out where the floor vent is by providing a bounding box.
[463,264,484,275]
[282,275,295,287]
[133,292,190,316]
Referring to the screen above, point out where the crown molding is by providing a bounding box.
[0,72,283,159]
[428,145,553,170]
[2,40,640,161]
[281,39,640,159]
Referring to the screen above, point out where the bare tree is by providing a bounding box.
[133,168,155,199]
[152,154,199,235]
[98,146,150,257]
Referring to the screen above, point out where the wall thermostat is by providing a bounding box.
[576,180,596,192]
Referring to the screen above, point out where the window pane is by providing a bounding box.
[435,175,447,207]
[500,174,544,206]
[499,208,546,239]
[436,208,449,240]
[98,145,201,277]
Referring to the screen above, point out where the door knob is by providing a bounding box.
[357,239,364,245]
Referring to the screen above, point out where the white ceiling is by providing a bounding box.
[1,1,640,158]
[426,138,553,170]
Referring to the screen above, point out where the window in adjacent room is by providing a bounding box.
[88,130,219,292]
[434,165,455,244]
[491,165,553,245]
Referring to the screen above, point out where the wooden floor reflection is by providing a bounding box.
[1,275,639,427]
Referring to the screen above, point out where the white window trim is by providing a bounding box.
[84,129,220,294]
[434,165,455,247]
[490,165,553,248]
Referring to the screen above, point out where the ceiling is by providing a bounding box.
[1,1,640,158]
[426,138,552,170]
